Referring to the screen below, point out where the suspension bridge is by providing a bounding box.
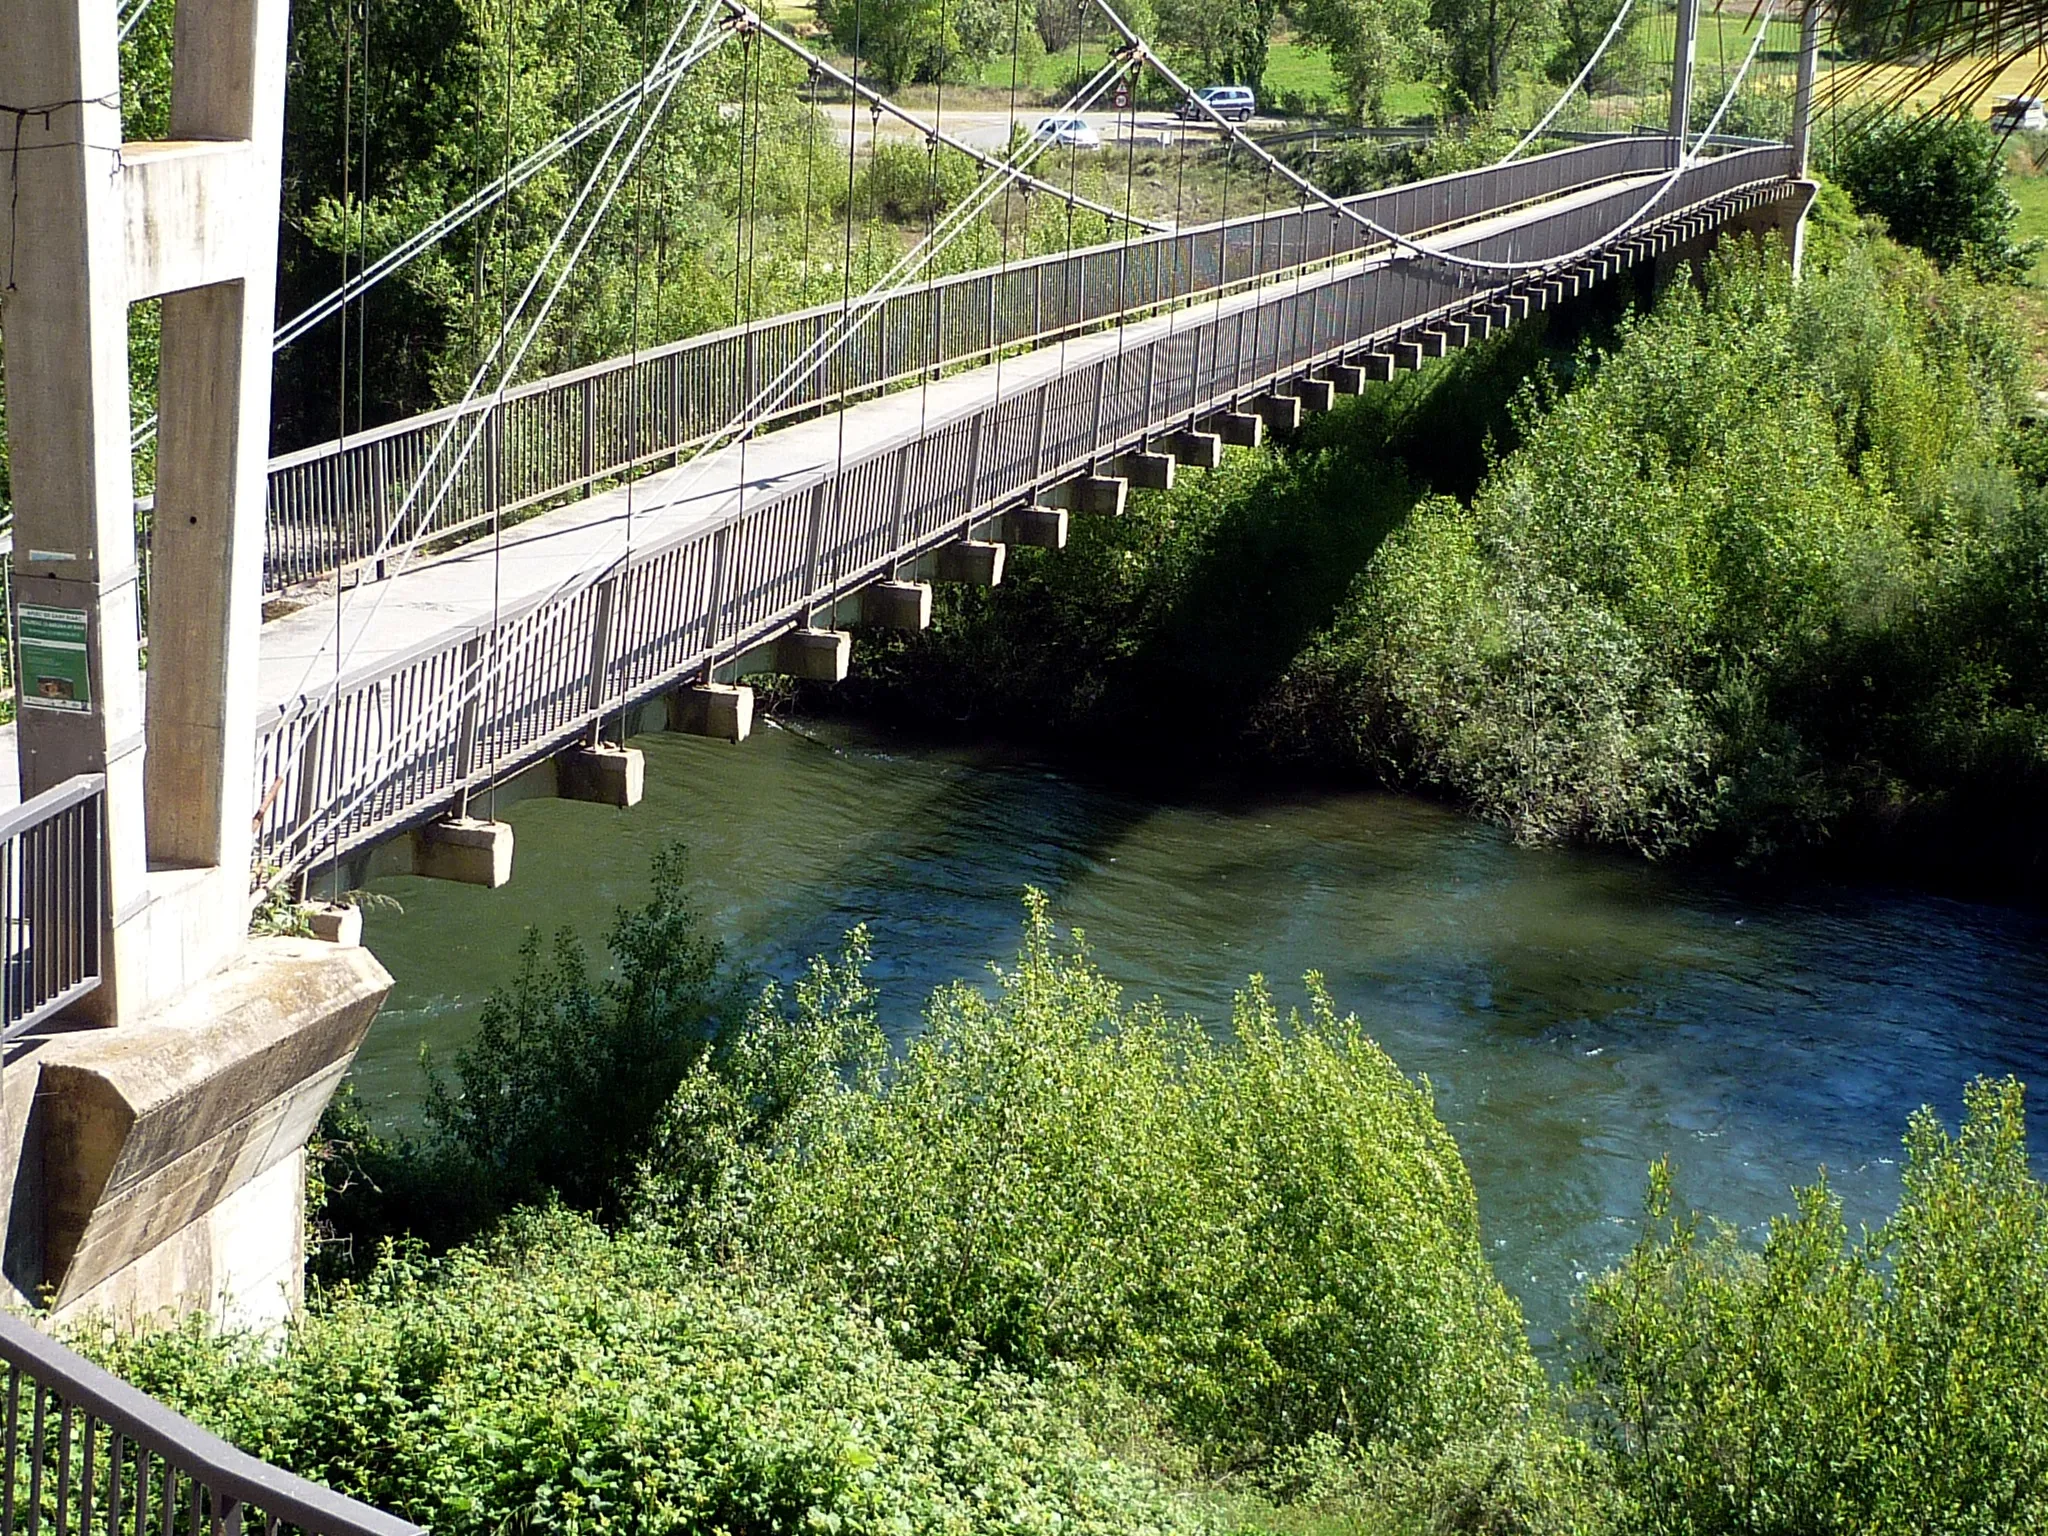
[0,0,1817,1518]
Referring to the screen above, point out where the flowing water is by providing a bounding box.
[350,717,2048,1348]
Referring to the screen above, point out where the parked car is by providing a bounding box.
[1991,94,2048,131]
[1031,115,1102,149]
[1177,85,1256,122]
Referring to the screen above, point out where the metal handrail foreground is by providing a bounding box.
[0,775,107,1043]
[0,1314,421,1536]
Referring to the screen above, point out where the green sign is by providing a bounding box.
[17,605,92,714]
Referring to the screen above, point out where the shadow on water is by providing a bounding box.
[355,714,2048,1353]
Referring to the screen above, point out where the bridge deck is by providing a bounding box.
[256,167,1661,715]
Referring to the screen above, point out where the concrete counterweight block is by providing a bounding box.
[1208,409,1263,449]
[1072,474,1128,517]
[1392,337,1425,370]
[1003,505,1069,549]
[1438,317,1472,347]
[1289,377,1336,413]
[777,627,853,683]
[304,903,362,947]
[1420,329,1450,359]
[1169,430,1224,470]
[557,743,645,808]
[936,540,1007,587]
[414,816,515,888]
[1254,393,1303,434]
[669,682,754,742]
[1116,450,1176,491]
[1324,363,1368,396]
[1361,352,1396,383]
[862,579,935,630]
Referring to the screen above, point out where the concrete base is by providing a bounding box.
[1068,475,1127,517]
[1208,409,1263,448]
[1323,364,1367,395]
[8,938,393,1333]
[1254,394,1302,433]
[413,816,515,887]
[935,540,1005,586]
[861,580,934,630]
[1002,506,1068,549]
[668,683,754,742]
[557,743,644,808]
[1116,450,1175,490]
[1289,377,1335,413]
[304,903,361,947]
[776,627,853,682]
[1393,338,1424,370]
[1361,353,1395,382]
[1169,431,1222,470]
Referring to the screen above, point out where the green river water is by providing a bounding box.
[349,716,2048,1348]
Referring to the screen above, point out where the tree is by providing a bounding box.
[1296,0,1436,120]
[1430,0,1557,109]
[1156,0,1280,85]
[1826,113,2040,279]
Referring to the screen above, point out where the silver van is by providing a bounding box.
[1178,85,1256,122]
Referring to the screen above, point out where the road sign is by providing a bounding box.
[1112,83,1130,110]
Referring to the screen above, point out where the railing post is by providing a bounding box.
[581,376,599,491]
[1669,0,1700,142]
[452,634,485,815]
[1791,0,1820,177]
[584,577,617,720]
[799,483,831,623]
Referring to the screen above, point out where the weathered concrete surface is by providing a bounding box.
[557,743,645,808]
[933,540,1005,587]
[861,580,934,630]
[1003,506,1068,549]
[668,683,754,741]
[414,816,515,887]
[17,938,389,1330]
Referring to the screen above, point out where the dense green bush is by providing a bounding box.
[1579,1077,2048,1535]
[1262,234,2041,862]
[647,894,1545,1464]
[1825,113,2040,280]
[315,845,742,1253]
[88,1211,1208,1536]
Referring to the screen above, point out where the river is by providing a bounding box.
[349,716,2048,1348]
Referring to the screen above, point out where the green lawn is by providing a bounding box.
[2008,170,2048,287]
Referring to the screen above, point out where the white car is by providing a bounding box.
[1031,115,1102,150]
[1991,95,2048,131]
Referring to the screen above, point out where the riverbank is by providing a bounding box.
[798,208,2048,896]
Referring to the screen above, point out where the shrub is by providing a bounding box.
[1825,113,2040,280]
[659,893,1545,1463]
[1262,235,2035,861]
[1579,1077,2048,1535]
[86,1211,1208,1536]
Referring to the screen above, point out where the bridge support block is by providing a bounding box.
[1253,394,1303,434]
[1003,506,1069,549]
[1439,318,1472,347]
[1116,451,1176,490]
[861,579,935,629]
[1420,330,1450,360]
[1207,410,1263,449]
[1168,430,1223,470]
[413,817,515,889]
[1361,353,1395,383]
[1288,378,1336,413]
[668,683,754,742]
[1392,339,1424,371]
[936,540,1006,587]
[304,903,362,947]
[557,743,644,808]
[777,627,853,683]
[1070,475,1128,517]
[1323,364,1368,396]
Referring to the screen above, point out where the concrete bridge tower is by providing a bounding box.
[0,0,390,1327]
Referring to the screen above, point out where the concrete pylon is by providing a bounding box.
[1,0,289,1017]
[0,0,391,1332]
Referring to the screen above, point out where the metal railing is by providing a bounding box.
[261,137,1676,594]
[0,776,106,1042]
[253,146,1798,876]
[0,1313,422,1536]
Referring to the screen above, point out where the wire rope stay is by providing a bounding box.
[1499,0,1638,163]
[278,48,1147,871]
[1093,0,1781,279]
